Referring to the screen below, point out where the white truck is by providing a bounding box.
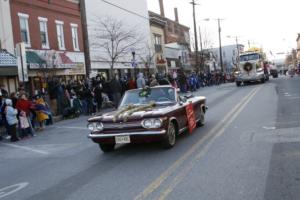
[235,51,269,86]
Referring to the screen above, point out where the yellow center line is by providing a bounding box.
[134,86,262,200]
[157,86,262,200]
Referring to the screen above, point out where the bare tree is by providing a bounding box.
[91,17,143,79]
[137,42,155,75]
[201,29,214,50]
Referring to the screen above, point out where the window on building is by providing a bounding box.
[56,20,65,50]
[18,13,30,47]
[38,17,49,49]
[154,34,162,53]
[71,23,79,51]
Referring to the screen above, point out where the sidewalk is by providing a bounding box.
[52,107,115,123]
[0,108,115,142]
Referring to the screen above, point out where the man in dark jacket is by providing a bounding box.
[109,76,122,108]
[94,83,103,112]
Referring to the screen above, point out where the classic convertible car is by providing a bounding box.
[87,86,207,152]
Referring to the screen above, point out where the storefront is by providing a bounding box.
[26,50,86,94]
[0,50,18,94]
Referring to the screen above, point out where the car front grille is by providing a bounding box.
[103,121,142,130]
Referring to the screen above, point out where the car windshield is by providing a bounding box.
[239,53,260,62]
[119,87,176,107]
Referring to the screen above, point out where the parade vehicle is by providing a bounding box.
[235,49,269,86]
[87,86,207,152]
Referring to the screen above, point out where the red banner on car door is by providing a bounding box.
[186,102,196,134]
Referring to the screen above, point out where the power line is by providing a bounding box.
[100,0,149,20]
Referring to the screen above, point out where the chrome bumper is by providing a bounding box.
[88,130,166,139]
[237,73,264,81]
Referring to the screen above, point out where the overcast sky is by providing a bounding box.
[147,0,300,60]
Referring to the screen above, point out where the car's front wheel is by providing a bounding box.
[162,122,176,149]
[99,143,115,152]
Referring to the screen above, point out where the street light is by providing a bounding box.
[197,18,210,72]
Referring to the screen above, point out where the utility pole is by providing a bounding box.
[190,0,199,71]
[199,26,203,71]
[218,18,224,73]
[80,0,91,77]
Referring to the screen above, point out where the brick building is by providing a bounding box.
[156,0,192,72]
[149,11,167,74]
[10,0,85,93]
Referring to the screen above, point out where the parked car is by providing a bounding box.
[87,86,207,152]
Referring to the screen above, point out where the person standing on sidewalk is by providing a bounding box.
[5,99,19,142]
[136,73,146,89]
[16,94,35,136]
[94,83,103,113]
[109,76,122,108]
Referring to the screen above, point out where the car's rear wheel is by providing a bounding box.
[99,143,115,152]
[162,122,176,149]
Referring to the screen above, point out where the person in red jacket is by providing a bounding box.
[16,94,32,116]
[16,94,34,137]
[128,77,136,90]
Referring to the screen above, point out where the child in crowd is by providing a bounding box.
[5,99,19,142]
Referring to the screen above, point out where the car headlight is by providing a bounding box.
[141,119,163,129]
[87,122,104,131]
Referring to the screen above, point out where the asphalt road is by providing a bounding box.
[1,75,300,200]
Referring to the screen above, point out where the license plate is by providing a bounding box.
[115,136,130,144]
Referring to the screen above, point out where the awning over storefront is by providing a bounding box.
[58,52,76,68]
[0,50,18,76]
[26,51,46,69]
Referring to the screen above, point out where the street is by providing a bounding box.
[1,76,300,200]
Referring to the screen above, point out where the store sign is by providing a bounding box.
[16,43,28,82]
[185,102,196,134]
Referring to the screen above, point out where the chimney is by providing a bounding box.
[174,8,179,22]
[159,0,165,17]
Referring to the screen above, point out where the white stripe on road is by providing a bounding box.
[1,143,49,155]
[0,182,29,199]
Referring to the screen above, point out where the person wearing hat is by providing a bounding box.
[5,99,19,142]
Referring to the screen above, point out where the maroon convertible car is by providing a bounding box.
[87,86,207,152]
